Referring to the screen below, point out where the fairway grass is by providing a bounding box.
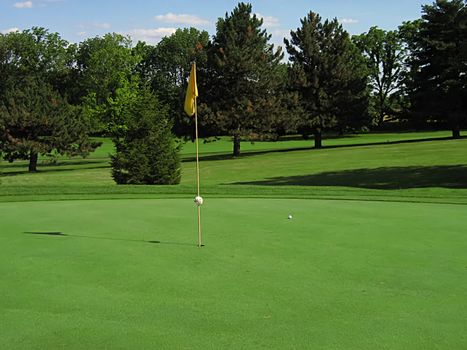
[1,131,467,204]
[1,198,466,349]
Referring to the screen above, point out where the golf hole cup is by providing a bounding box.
[194,196,204,206]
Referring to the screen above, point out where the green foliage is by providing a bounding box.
[0,28,72,89]
[0,27,75,104]
[397,20,423,126]
[0,29,97,172]
[406,0,467,137]
[264,63,303,140]
[285,12,369,148]
[202,2,284,155]
[136,28,209,137]
[353,27,406,125]
[76,33,142,133]
[0,76,97,172]
[111,88,181,185]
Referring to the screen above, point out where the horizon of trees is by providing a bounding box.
[1,1,466,179]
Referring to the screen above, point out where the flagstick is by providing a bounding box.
[194,96,202,248]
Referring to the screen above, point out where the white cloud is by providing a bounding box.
[155,13,209,26]
[270,29,290,55]
[254,13,287,53]
[128,28,176,44]
[256,13,280,28]
[340,18,359,25]
[77,31,87,37]
[1,27,20,34]
[93,22,111,29]
[14,1,33,8]
[271,29,290,41]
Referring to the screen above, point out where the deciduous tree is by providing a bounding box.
[136,28,209,137]
[353,27,406,125]
[75,33,141,134]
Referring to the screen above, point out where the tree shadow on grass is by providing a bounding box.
[232,165,467,189]
[2,159,108,170]
[1,164,109,176]
[182,136,465,163]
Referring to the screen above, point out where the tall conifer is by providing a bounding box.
[285,12,369,148]
[202,2,283,156]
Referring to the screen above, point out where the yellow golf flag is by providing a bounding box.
[184,62,198,116]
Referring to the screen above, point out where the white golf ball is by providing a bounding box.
[194,196,204,206]
[288,214,293,219]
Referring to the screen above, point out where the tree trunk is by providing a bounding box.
[379,110,385,126]
[378,94,386,126]
[233,135,241,156]
[452,123,461,139]
[29,151,38,172]
[314,129,322,149]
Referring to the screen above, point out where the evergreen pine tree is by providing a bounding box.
[111,87,181,185]
[285,12,369,148]
[0,76,96,172]
[0,28,97,172]
[202,2,284,156]
[409,0,467,138]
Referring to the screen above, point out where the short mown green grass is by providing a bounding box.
[1,131,467,203]
[1,131,467,349]
[1,198,467,349]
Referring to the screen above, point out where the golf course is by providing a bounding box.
[1,131,467,349]
[2,0,467,347]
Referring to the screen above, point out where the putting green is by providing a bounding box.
[1,198,466,349]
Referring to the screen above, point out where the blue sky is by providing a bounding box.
[1,0,428,46]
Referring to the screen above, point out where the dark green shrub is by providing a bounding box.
[111,90,181,185]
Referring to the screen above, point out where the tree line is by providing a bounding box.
[1,1,466,183]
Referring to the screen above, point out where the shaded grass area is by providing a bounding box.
[180,130,460,156]
[183,134,464,163]
[1,198,467,349]
[235,165,467,189]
